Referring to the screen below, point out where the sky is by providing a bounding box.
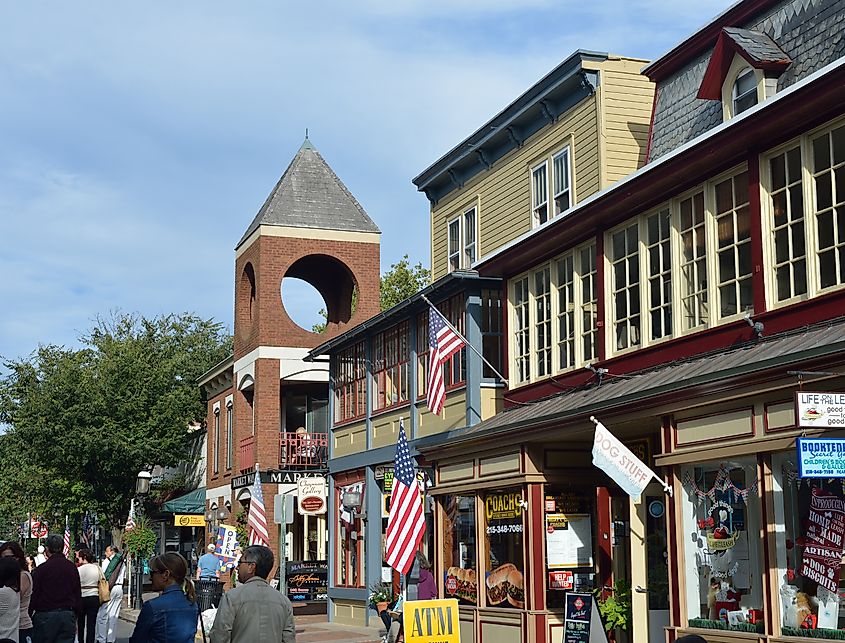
[0,0,732,362]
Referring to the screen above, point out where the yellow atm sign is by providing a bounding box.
[174,514,205,527]
[404,598,460,643]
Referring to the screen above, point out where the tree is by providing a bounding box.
[0,312,232,537]
[311,255,431,332]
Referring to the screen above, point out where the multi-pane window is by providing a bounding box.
[334,341,366,422]
[447,206,478,272]
[532,145,572,228]
[714,171,752,318]
[213,407,220,474]
[610,223,641,351]
[511,244,597,385]
[812,125,845,289]
[372,322,409,411]
[769,146,806,301]
[679,191,708,330]
[226,401,233,470]
[481,289,503,380]
[732,68,758,115]
[646,208,672,340]
[417,295,466,398]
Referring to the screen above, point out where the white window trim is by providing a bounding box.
[446,202,480,273]
[225,395,233,470]
[721,56,764,121]
[531,160,549,227]
[212,402,221,474]
[531,143,574,229]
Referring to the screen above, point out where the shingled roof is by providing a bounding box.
[237,139,380,249]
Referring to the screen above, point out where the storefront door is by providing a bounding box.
[643,484,669,643]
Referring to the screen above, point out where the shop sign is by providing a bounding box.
[796,391,845,428]
[403,598,460,643]
[174,514,205,527]
[799,488,845,593]
[591,420,662,500]
[375,465,391,480]
[549,570,574,590]
[484,491,522,521]
[214,524,239,571]
[231,469,323,490]
[564,593,593,643]
[285,560,328,602]
[796,437,845,477]
[297,477,327,515]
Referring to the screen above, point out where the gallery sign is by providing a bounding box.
[796,437,845,478]
[174,514,205,527]
[796,391,845,428]
[231,469,323,490]
[297,477,327,515]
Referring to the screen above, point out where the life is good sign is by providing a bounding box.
[591,418,660,501]
[403,598,460,643]
[796,391,845,428]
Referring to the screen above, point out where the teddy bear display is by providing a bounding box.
[708,579,742,622]
[796,591,818,630]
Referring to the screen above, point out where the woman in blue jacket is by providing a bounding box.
[130,552,199,643]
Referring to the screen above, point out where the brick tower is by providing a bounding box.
[229,138,380,575]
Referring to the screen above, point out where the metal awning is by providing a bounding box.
[162,487,205,514]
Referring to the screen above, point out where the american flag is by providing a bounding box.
[62,515,71,557]
[427,306,466,415]
[81,513,91,547]
[247,466,269,546]
[385,420,425,574]
[125,500,136,531]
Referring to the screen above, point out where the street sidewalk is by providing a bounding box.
[119,596,383,642]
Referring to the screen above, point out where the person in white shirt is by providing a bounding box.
[33,546,46,568]
[0,557,21,643]
[76,549,101,643]
[95,547,125,643]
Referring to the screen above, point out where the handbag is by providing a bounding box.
[98,568,111,604]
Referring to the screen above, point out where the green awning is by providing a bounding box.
[162,488,205,514]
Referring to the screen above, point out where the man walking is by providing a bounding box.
[209,545,295,642]
[30,534,82,643]
[96,547,125,643]
[196,544,220,580]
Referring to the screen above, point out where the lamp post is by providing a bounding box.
[134,470,152,609]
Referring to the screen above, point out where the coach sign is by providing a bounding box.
[297,477,327,515]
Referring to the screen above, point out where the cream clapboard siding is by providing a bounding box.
[429,57,653,280]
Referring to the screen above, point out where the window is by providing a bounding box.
[769,146,807,301]
[680,458,764,632]
[417,295,466,398]
[372,322,409,412]
[213,407,220,474]
[447,206,478,272]
[483,489,525,609]
[714,171,752,317]
[610,223,641,351]
[732,68,758,115]
[812,125,845,289]
[532,146,573,228]
[337,479,365,587]
[679,191,708,330]
[225,401,233,470]
[334,341,366,422]
[442,495,478,605]
[481,289,503,380]
[510,244,598,385]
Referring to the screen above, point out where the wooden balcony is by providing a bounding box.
[280,432,328,469]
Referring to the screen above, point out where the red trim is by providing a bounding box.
[697,31,791,100]
[535,613,547,643]
[529,484,545,612]
[596,487,612,591]
[763,399,796,433]
[595,232,606,362]
[748,152,767,315]
[644,86,659,164]
[673,406,755,450]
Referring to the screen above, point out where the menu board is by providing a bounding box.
[547,513,593,569]
[564,593,593,643]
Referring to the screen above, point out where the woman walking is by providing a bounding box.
[0,557,21,643]
[0,542,33,643]
[130,553,199,643]
[76,549,100,643]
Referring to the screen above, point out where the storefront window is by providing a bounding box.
[774,452,845,637]
[483,488,525,608]
[544,487,597,609]
[681,458,764,632]
[442,495,477,605]
[337,481,365,587]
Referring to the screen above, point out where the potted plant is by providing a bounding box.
[595,579,632,642]
[368,581,394,612]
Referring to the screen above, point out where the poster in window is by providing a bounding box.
[547,513,593,568]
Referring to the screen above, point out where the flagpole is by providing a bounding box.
[420,294,508,384]
[589,416,673,496]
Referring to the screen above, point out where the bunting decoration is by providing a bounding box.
[682,464,758,506]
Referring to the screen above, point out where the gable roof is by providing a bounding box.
[237,139,380,249]
[698,27,791,99]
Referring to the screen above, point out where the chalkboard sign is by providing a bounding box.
[285,560,328,602]
[564,593,593,643]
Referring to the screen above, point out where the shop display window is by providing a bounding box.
[773,452,845,638]
[337,482,365,587]
[442,495,478,605]
[483,488,525,609]
[544,487,597,610]
[681,458,764,633]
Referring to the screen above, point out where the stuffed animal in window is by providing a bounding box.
[796,591,817,630]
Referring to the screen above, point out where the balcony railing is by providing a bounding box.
[280,432,328,469]
[239,435,255,473]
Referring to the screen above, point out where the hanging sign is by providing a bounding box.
[591,417,669,500]
[174,514,205,527]
[799,488,845,593]
[403,598,460,643]
[797,437,845,477]
[297,477,327,515]
[796,392,845,428]
[214,524,240,571]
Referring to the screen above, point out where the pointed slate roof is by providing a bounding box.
[237,139,380,249]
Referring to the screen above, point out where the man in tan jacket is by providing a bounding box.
[209,545,296,642]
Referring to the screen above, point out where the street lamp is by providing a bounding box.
[133,469,152,609]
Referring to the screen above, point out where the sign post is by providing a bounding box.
[274,494,295,594]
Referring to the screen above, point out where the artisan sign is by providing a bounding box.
[297,477,327,515]
[797,437,845,478]
[799,488,845,593]
[174,514,205,527]
[403,598,460,643]
[231,469,323,490]
[796,391,845,428]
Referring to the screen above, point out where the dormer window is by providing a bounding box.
[732,68,758,115]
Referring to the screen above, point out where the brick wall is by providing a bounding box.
[205,387,235,491]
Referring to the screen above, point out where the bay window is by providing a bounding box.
[372,322,409,412]
[334,341,366,422]
[714,171,752,318]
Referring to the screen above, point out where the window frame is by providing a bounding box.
[213,405,220,474]
[721,56,764,121]
[372,321,410,413]
[333,341,367,424]
[447,204,479,273]
[531,144,574,229]
[225,398,233,470]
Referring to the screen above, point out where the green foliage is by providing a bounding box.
[368,581,394,607]
[0,312,231,533]
[595,580,632,632]
[311,255,430,333]
[234,508,248,550]
[781,626,845,639]
[122,518,158,559]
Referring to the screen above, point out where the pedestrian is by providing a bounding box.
[95,548,125,643]
[129,553,198,643]
[415,552,437,600]
[196,544,220,581]
[24,559,34,574]
[75,549,100,643]
[30,534,81,643]
[33,547,46,568]
[0,557,21,643]
[208,545,296,643]
[0,542,33,643]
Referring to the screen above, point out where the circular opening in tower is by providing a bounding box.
[280,254,357,334]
